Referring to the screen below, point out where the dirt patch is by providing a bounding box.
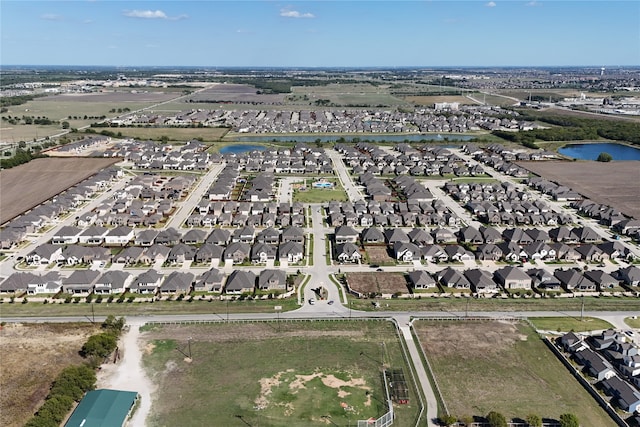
[364,245,394,265]
[346,272,409,296]
[0,323,98,427]
[518,160,640,219]
[0,157,120,224]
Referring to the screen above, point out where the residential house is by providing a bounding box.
[160,271,194,294]
[78,226,109,245]
[51,226,83,244]
[134,229,159,246]
[574,349,616,381]
[554,268,597,292]
[251,243,277,264]
[94,271,130,295]
[0,272,62,295]
[155,227,181,245]
[194,244,223,264]
[112,246,144,265]
[393,242,421,262]
[335,226,359,244]
[223,242,251,264]
[63,270,101,294]
[195,268,225,293]
[258,269,287,291]
[583,270,619,291]
[436,267,470,289]
[494,266,531,290]
[361,227,385,244]
[600,376,640,413]
[26,244,63,266]
[225,270,256,294]
[408,270,437,290]
[104,226,134,246]
[141,244,171,265]
[181,229,207,245]
[465,269,499,294]
[278,241,304,264]
[206,228,231,245]
[167,244,196,264]
[335,242,362,264]
[130,269,163,294]
[281,226,305,244]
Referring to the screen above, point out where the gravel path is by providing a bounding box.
[97,322,154,426]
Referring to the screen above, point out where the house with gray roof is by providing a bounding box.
[130,269,163,294]
[258,269,287,291]
[464,269,499,294]
[160,271,194,294]
[407,270,436,290]
[195,244,223,264]
[225,270,256,294]
[51,226,83,245]
[195,269,225,293]
[335,226,359,244]
[335,242,362,264]
[0,272,62,295]
[104,226,135,246]
[95,271,130,295]
[278,241,304,264]
[134,229,159,246]
[493,266,531,290]
[63,270,101,294]
[436,267,470,289]
[223,242,251,264]
[26,244,63,266]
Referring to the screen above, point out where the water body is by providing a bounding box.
[227,133,475,144]
[558,142,640,161]
[219,144,266,154]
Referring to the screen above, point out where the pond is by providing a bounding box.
[219,144,266,154]
[226,133,475,144]
[558,142,640,161]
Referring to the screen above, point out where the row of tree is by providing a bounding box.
[24,316,126,427]
[0,148,47,169]
[439,412,579,427]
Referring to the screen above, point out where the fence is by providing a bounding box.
[357,400,394,427]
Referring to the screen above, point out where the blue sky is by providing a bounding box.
[1,1,638,67]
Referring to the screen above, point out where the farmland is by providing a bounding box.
[519,160,640,219]
[414,320,615,426]
[0,322,99,427]
[0,157,119,224]
[141,321,419,427]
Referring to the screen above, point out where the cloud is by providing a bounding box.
[525,1,540,6]
[123,10,188,20]
[280,9,315,19]
[41,13,63,21]
[485,1,497,7]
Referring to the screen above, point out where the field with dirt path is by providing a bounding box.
[518,160,640,219]
[140,321,418,427]
[0,322,99,427]
[0,157,119,224]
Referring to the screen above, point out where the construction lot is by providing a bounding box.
[414,320,615,426]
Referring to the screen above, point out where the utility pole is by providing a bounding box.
[581,295,584,321]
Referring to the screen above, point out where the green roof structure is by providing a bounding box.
[65,389,139,427]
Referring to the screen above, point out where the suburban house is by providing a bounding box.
[258,269,287,291]
[436,267,470,289]
[63,270,101,295]
[464,269,499,294]
[225,270,256,294]
[51,226,83,244]
[493,266,531,290]
[130,269,164,294]
[393,242,421,262]
[26,244,63,266]
[0,272,62,295]
[134,229,159,246]
[335,226,359,244]
[223,242,251,264]
[195,269,225,293]
[160,271,194,294]
[104,226,135,246]
[408,270,437,291]
[94,271,130,295]
[251,243,277,264]
[278,241,304,264]
[335,242,362,264]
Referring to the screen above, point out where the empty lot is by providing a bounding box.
[414,320,614,426]
[0,157,119,224]
[519,160,640,219]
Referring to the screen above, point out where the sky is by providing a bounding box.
[1,1,639,67]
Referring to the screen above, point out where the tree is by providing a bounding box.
[101,315,125,333]
[526,414,542,427]
[596,152,612,162]
[81,332,117,359]
[559,413,579,427]
[61,121,70,129]
[486,411,507,427]
[439,414,457,426]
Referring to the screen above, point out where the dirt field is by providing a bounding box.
[365,245,394,265]
[0,157,120,225]
[415,320,615,426]
[188,83,286,104]
[346,272,409,296]
[518,160,640,219]
[0,322,99,427]
[404,95,474,106]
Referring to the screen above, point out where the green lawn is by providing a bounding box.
[293,180,348,203]
[624,317,640,329]
[528,316,613,332]
[414,320,615,426]
[142,321,420,427]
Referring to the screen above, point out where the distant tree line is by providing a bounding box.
[0,94,46,108]
[438,411,578,427]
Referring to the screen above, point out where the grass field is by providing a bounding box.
[404,95,474,106]
[142,321,420,427]
[414,320,615,426]
[0,322,99,427]
[528,316,613,332]
[293,179,348,203]
[293,83,409,107]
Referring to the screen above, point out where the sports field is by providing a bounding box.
[142,321,420,427]
[414,320,615,426]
